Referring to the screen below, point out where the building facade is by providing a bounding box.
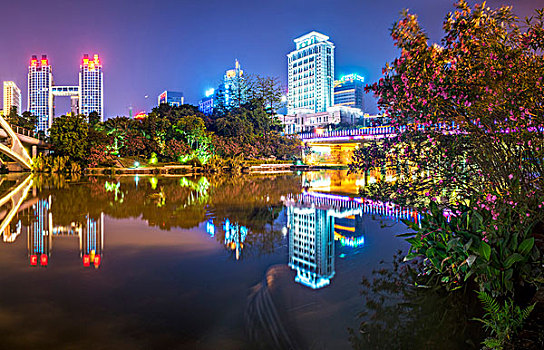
[28,54,104,133]
[287,31,335,115]
[278,105,363,134]
[2,81,22,116]
[79,54,104,121]
[28,55,53,132]
[199,96,214,115]
[158,91,184,106]
[216,59,245,109]
[334,74,365,111]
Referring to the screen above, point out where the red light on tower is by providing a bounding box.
[40,254,48,266]
[30,255,38,266]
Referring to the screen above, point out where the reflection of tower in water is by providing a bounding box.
[27,198,51,266]
[286,205,335,289]
[81,214,104,268]
[27,197,104,268]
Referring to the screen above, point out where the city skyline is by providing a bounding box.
[0,0,536,119]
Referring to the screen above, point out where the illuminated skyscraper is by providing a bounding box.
[287,31,335,115]
[217,59,245,109]
[28,55,53,132]
[79,54,103,121]
[3,81,22,116]
[158,91,184,106]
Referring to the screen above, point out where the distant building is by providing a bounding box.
[28,53,104,133]
[28,55,53,133]
[216,59,245,109]
[3,81,21,116]
[334,74,364,111]
[199,96,214,116]
[158,90,184,107]
[79,54,104,121]
[287,31,335,115]
[278,105,363,134]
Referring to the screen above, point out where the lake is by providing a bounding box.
[0,171,476,349]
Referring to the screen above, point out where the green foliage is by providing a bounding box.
[473,291,535,350]
[402,199,541,295]
[49,115,89,164]
[6,108,38,130]
[32,154,81,174]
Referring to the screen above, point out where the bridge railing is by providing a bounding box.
[298,125,396,140]
[9,124,45,141]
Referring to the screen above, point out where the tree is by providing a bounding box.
[49,115,89,163]
[246,75,284,115]
[351,1,544,296]
[88,111,100,127]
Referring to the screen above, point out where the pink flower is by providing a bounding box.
[508,174,513,179]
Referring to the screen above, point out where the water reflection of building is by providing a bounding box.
[27,198,51,266]
[206,218,248,260]
[284,191,421,289]
[26,197,104,268]
[286,205,335,289]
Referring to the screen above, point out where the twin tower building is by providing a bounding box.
[28,54,103,133]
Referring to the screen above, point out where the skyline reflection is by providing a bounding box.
[283,190,421,289]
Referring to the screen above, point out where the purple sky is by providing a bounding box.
[0,0,537,118]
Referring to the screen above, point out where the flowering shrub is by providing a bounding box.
[351,1,544,297]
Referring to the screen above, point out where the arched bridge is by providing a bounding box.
[0,115,46,170]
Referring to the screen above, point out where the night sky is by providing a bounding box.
[0,0,537,118]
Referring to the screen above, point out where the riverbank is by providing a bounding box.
[84,163,320,175]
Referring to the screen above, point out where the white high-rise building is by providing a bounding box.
[287,31,335,115]
[79,54,103,121]
[28,55,53,133]
[3,81,22,116]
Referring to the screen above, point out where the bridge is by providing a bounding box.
[0,114,47,171]
[297,123,464,165]
[297,126,396,165]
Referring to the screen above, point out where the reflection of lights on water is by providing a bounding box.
[149,177,158,190]
[105,181,124,202]
[335,233,365,247]
[134,175,140,187]
[206,220,215,237]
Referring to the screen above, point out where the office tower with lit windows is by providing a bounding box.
[334,74,365,111]
[287,31,335,115]
[79,54,103,121]
[217,59,245,109]
[158,91,184,106]
[3,81,22,116]
[28,55,53,132]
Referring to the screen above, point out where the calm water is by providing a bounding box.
[0,171,474,349]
